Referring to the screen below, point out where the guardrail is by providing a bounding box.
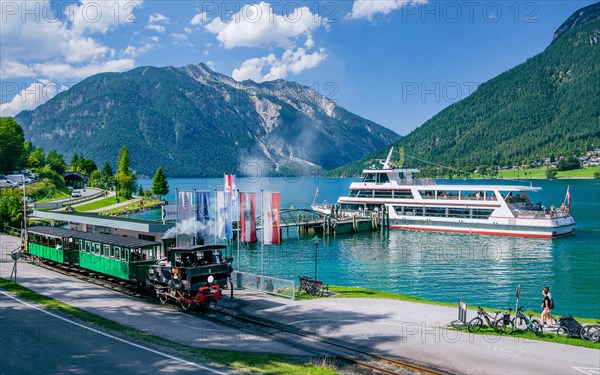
[33,190,105,210]
[232,271,295,300]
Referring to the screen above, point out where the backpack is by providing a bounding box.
[549,297,555,309]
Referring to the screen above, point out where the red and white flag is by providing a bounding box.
[224,174,237,206]
[240,192,257,243]
[262,192,280,245]
[565,186,571,208]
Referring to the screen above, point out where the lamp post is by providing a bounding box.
[312,236,320,281]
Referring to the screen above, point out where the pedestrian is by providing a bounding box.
[541,286,555,327]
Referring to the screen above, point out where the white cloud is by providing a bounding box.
[190,12,208,26]
[171,33,188,41]
[149,13,169,24]
[205,2,323,49]
[233,47,327,82]
[0,60,36,79]
[0,0,146,83]
[146,11,169,33]
[0,80,64,116]
[350,0,428,20]
[145,24,166,33]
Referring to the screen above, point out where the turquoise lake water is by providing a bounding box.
[136,177,600,318]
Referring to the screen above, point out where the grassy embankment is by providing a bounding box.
[25,181,70,202]
[489,166,600,179]
[0,278,337,374]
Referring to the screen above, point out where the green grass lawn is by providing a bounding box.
[99,198,162,215]
[74,196,119,212]
[0,278,337,375]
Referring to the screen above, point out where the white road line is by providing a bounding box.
[0,291,229,375]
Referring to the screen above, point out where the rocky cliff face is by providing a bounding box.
[15,63,399,176]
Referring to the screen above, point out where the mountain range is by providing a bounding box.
[15,63,399,176]
[330,2,600,176]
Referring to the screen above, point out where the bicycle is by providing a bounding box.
[494,308,513,334]
[468,307,503,333]
[511,306,543,337]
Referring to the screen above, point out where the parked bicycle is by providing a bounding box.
[511,306,543,336]
[467,307,508,333]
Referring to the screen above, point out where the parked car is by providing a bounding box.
[0,180,16,188]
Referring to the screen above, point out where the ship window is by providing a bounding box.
[357,190,374,198]
[419,190,435,199]
[363,174,377,182]
[348,190,358,197]
[393,206,403,214]
[462,191,484,200]
[472,209,494,219]
[425,207,447,217]
[485,191,497,201]
[394,190,414,199]
[374,190,393,198]
[377,174,390,184]
[448,208,471,218]
[403,206,423,216]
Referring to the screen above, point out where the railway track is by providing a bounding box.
[22,255,450,375]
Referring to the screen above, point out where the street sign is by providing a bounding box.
[516,284,522,298]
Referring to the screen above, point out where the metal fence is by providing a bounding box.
[232,271,295,300]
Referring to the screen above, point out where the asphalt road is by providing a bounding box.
[0,292,228,375]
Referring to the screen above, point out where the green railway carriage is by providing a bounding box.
[25,226,161,283]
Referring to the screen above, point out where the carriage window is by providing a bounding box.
[123,248,129,262]
[85,241,91,253]
[114,246,121,260]
[94,243,100,255]
[103,245,110,258]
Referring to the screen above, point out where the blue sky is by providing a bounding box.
[1,0,597,135]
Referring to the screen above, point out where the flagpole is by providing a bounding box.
[237,189,241,272]
[312,187,318,207]
[261,189,264,292]
[175,188,179,247]
[214,189,217,245]
[193,189,197,246]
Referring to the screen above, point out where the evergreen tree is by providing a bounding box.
[151,166,169,199]
[71,153,81,171]
[138,184,144,196]
[114,145,136,199]
[46,149,67,174]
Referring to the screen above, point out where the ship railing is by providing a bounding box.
[391,178,436,185]
[511,208,571,219]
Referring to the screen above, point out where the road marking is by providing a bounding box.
[0,291,229,375]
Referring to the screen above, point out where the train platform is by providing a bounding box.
[1,234,599,374]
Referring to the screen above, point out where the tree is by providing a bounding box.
[28,147,46,169]
[556,156,580,171]
[46,149,67,174]
[138,184,144,196]
[78,158,98,175]
[0,188,24,229]
[114,145,136,199]
[70,153,81,171]
[151,166,169,199]
[545,167,558,179]
[0,117,25,173]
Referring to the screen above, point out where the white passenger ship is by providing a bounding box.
[314,149,576,238]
